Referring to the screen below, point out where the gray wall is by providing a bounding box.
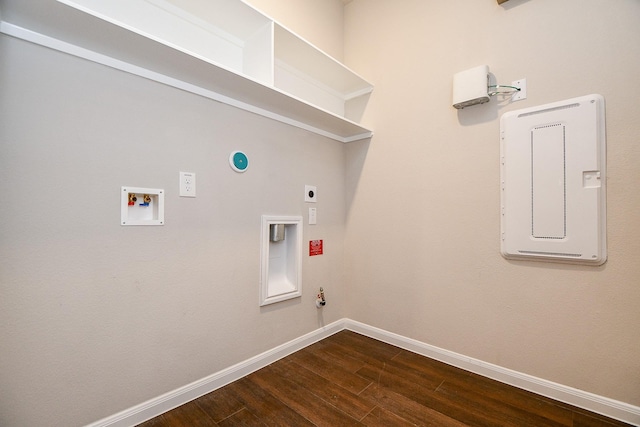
[0,34,347,426]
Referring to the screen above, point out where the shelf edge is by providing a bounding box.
[0,20,373,143]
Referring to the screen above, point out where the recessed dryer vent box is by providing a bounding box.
[500,94,606,265]
[260,215,302,306]
[121,186,165,226]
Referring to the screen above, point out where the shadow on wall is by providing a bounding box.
[455,94,524,126]
[499,0,533,11]
[504,257,608,273]
[346,92,372,124]
[344,137,371,217]
[456,100,500,127]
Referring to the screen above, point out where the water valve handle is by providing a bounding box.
[316,287,326,308]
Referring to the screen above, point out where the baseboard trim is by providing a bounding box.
[86,318,640,426]
[86,319,347,427]
[343,319,640,426]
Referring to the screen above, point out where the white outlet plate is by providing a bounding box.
[512,78,527,101]
[179,172,196,197]
[305,185,317,203]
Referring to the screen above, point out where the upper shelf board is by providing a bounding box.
[0,0,373,142]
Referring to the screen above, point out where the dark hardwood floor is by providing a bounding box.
[137,330,632,427]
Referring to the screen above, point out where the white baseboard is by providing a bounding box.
[86,318,640,427]
[86,319,347,427]
[344,319,640,426]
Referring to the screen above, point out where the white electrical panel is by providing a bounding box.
[500,94,606,265]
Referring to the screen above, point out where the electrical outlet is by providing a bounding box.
[305,185,317,203]
[179,171,196,197]
[512,78,527,101]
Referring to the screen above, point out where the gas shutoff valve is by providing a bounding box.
[316,287,326,308]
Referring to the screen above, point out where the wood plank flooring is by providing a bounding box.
[137,330,632,427]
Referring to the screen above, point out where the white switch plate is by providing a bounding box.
[305,185,317,203]
[179,172,196,197]
[309,207,317,225]
[512,78,527,101]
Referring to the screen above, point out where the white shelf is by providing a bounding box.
[0,0,373,142]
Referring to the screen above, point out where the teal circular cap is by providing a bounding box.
[229,151,248,173]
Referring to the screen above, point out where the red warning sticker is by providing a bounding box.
[309,240,323,256]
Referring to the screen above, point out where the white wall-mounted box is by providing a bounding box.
[121,186,165,226]
[500,94,606,265]
[452,65,490,109]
